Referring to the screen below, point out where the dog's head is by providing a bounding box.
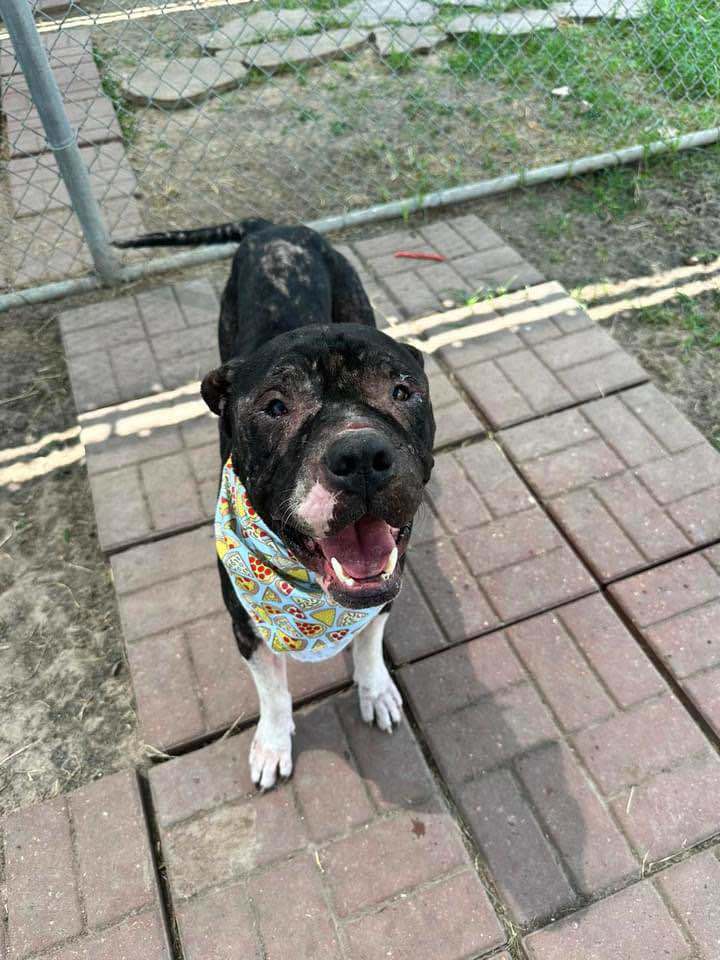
[202,324,435,608]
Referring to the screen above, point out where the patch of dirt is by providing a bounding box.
[0,306,142,814]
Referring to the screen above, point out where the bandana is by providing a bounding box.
[215,457,385,662]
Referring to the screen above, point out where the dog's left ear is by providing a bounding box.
[403,342,426,370]
[201,364,232,416]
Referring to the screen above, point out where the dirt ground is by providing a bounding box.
[0,306,143,815]
[1,149,718,813]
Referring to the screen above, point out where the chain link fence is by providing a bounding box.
[0,0,718,300]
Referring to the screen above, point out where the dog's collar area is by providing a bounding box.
[215,458,385,662]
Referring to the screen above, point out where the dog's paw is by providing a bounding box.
[249,716,295,791]
[358,672,403,732]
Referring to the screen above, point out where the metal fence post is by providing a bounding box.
[0,0,121,284]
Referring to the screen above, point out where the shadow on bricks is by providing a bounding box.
[395,538,587,929]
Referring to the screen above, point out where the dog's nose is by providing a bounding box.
[325,431,395,497]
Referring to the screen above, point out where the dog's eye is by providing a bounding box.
[265,398,289,418]
[392,384,412,401]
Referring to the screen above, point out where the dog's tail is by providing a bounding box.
[112,217,272,249]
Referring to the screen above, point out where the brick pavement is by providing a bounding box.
[7,212,720,957]
[610,547,720,738]
[148,691,506,960]
[501,383,720,583]
[400,593,720,926]
[0,771,170,959]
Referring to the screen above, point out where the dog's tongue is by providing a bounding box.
[318,516,395,579]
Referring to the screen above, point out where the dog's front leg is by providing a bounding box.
[246,643,295,790]
[352,612,403,732]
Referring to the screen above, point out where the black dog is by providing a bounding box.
[115,220,435,788]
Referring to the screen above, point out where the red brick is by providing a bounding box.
[150,729,255,827]
[457,440,535,517]
[612,752,720,861]
[135,286,186,334]
[573,694,708,796]
[685,670,720,737]
[384,568,449,664]
[433,398,485,448]
[118,564,223,641]
[480,542,595,623]
[426,682,557,785]
[69,771,156,929]
[90,468,150,553]
[457,508,563,577]
[292,701,374,842]
[140,451,205,533]
[458,769,575,923]
[655,850,720,957]
[426,451,492,532]
[408,538,498,642]
[66,351,119,412]
[419,221,474,258]
[177,884,257,960]
[126,632,205,749]
[449,214,505,252]
[249,857,341,959]
[399,630,525,723]
[344,870,504,960]
[509,612,615,733]
[4,797,83,958]
[164,788,306,899]
[524,882,690,960]
[321,808,467,917]
[384,270,441,318]
[555,595,666,709]
[458,359,535,427]
[335,693,435,810]
[111,524,213,595]
[50,912,170,960]
[517,742,636,895]
[610,553,720,628]
[504,385,720,582]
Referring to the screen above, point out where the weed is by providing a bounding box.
[568,166,646,220]
[636,291,720,356]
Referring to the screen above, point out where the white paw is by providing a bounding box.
[249,715,295,790]
[358,671,403,732]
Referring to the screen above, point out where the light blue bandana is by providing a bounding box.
[215,458,385,662]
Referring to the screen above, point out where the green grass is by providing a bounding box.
[635,291,720,356]
[637,0,720,99]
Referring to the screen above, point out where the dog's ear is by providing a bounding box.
[201,364,232,416]
[403,342,426,370]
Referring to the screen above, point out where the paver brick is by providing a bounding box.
[343,871,504,960]
[655,849,720,957]
[150,692,504,958]
[430,282,646,428]
[610,547,720,739]
[400,594,720,925]
[11,195,146,290]
[80,365,483,553]
[61,280,221,412]
[1,771,169,960]
[501,383,720,582]
[7,142,137,218]
[524,881,692,960]
[112,527,354,750]
[386,437,595,664]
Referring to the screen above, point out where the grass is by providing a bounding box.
[637,0,720,99]
[634,291,720,356]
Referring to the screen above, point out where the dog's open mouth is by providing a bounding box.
[305,515,405,607]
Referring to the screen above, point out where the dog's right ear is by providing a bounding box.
[201,364,231,416]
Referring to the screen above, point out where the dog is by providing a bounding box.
[115,219,436,788]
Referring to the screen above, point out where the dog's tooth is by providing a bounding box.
[382,546,398,580]
[330,556,355,587]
